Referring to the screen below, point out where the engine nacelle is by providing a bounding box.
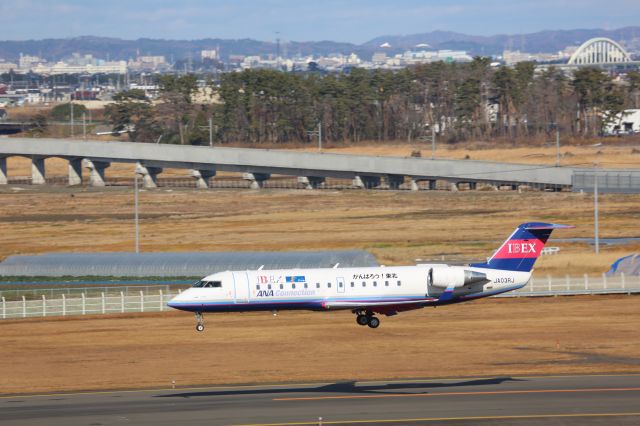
[428,266,489,289]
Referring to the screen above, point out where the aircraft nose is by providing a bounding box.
[167,290,187,309]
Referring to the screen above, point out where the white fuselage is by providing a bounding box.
[168,264,531,313]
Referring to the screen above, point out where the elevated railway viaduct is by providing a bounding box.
[0,138,636,192]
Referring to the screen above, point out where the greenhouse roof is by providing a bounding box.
[0,251,379,277]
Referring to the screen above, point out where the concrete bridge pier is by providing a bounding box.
[353,175,381,189]
[83,159,110,187]
[191,169,216,189]
[31,157,46,185]
[386,174,405,190]
[410,179,420,191]
[135,162,163,188]
[0,157,7,185]
[298,176,325,189]
[68,158,83,186]
[243,172,270,189]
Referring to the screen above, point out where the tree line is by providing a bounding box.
[106,60,640,145]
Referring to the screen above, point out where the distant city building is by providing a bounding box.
[201,49,219,60]
[228,55,245,64]
[603,109,640,135]
[31,60,127,75]
[18,54,44,70]
[128,55,168,72]
[0,61,18,73]
[502,50,569,65]
[371,52,387,64]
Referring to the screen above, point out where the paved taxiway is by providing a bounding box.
[2,374,639,425]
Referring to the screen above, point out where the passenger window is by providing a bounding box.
[268,284,272,290]
[316,283,320,288]
[385,281,389,286]
[327,282,331,288]
[350,282,355,287]
[397,281,401,286]
[304,283,308,289]
[292,284,296,289]
[280,284,283,289]
[257,285,260,290]
[373,281,377,287]
[362,281,366,287]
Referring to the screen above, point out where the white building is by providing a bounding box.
[31,60,127,75]
[19,54,44,70]
[0,62,18,73]
[201,49,219,60]
[603,109,640,135]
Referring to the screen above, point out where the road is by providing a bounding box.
[2,374,639,425]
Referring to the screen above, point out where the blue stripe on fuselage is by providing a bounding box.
[168,285,525,313]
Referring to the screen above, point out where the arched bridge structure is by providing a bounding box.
[568,37,631,65]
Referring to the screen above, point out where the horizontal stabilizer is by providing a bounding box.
[523,223,575,230]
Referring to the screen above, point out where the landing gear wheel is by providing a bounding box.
[356,314,369,326]
[367,317,380,329]
[195,312,204,332]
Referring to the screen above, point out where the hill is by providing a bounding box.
[0,26,638,62]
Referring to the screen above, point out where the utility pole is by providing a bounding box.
[209,117,213,147]
[306,122,322,152]
[70,101,74,138]
[555,128,560,167]
[134,173,140,254]
[594,168,599,255]
[82,113,87,140]
[431,126,436,160]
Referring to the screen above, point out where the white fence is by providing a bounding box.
[1,290,180,319]
[1,274,639,320]
[502,273,640,297]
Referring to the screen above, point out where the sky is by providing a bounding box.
[1,0,639,43]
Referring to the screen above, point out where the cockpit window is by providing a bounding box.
[193,280,222,288]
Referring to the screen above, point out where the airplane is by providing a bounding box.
[168,222,572,331]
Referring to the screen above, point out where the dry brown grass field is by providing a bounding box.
[0,186,637,275]
[2,295,639,395]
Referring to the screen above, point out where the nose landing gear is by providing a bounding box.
[354,311,380,328]
[195,312,205,332]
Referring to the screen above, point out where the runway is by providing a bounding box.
[2,374,640,425]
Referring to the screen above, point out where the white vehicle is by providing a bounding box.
[169,222,572,331]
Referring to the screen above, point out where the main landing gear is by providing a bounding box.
[355,311,380,329]
[195,312,205,332]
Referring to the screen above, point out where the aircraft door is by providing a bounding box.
[233,271,251,303]
[337,277,345,293]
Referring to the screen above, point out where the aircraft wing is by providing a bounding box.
[322,298,435,315]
